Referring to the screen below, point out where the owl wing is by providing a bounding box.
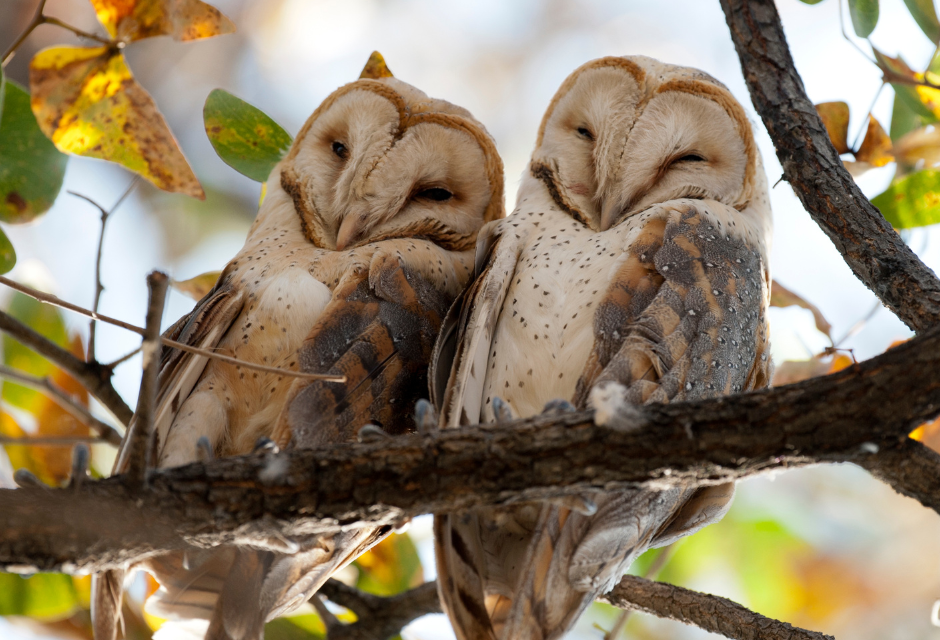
[92,273,246,640]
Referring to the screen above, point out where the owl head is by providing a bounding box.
[526,55,771,259]
[275,52,504,251]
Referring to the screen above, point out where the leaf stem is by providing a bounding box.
[40,17,112,48]
[1,0,47,67]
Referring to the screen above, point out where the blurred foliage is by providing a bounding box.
[171,270,221,301]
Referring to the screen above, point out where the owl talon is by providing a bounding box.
[195,436,214,462]
[542,399,576,414]
[252,437,279,454]
[13,469,44,489]
[357,423,391,443]
[414,399,438,433]
[69,444,90,491]
[492,397,514,423]
[589,381,642,431]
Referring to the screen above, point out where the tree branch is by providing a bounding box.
[0,310,134,425]
[0,364,121,445]
[601,575,833,640]
[1,322,939,573]
[856,437,940,513]
[318,580,442,640]
[719,0,940,332]
[123,272,168,485]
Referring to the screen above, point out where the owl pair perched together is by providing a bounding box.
[92,53,772,640]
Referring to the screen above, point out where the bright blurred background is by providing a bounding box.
[1,0,940,638]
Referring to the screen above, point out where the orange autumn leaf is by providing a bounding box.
[29,46,204,198]
[815,101,851,154]
[172,270,221,300]
[769,280,833,340]
[854,115,895,167]
[89,0,235,43]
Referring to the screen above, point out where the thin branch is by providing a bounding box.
[1,322,940,573]
[318,580,442,640]
[102,346,141,370]
[0,276,345,383]
[601,575,833,640]
[123,272,168,485]
[0,310,133,426]
[0,364,121,446]
[69,179,140,362]
[0,435,106,446]
[605,545,674,640]
[1,0,47,66]
[856,437,940,513]
[720,0,940,332]
[39,17,112,47]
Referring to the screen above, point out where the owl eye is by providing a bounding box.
[675,153,706,163]
[576,127,594,141]
[332,141,349,160]
[416,187,453,202]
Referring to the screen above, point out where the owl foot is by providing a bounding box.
[414,399,438,434]
[195,436,214,462]
[13,469,44,488]
[589,381,642,431]
[357,423,392,443]
[542,399,576,414]
[68,444,90,491]
[492,396,514,423]
[252,437,279,454]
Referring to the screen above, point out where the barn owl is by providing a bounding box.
[432,55,773,640]
[91,53,504,640]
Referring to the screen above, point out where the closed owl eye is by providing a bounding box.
[576,127,594,141]
[332,141,349,160]
[674,153,706,164]
[415,187,454,202]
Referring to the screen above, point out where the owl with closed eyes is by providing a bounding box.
[432,55,772,640]
[91,53,504,640]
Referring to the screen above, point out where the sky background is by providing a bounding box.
[2,0,940,638]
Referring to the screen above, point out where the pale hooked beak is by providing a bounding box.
[335,214,368,251]
[600,198,627,232]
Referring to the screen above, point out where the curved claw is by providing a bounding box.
[13,469,43,488]
[357,423,391,443]
[542,399,576,414]
[414,399,438,434]
[69,444,90,490]
[252,437,279,454]
[195,436,214,462]
[492,396,514,423]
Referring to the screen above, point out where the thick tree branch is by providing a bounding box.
[602,575,833,640]
[123,272,168,484]
[0,322,939,573]
[0,310,134,425]
[856,437,940,513]
[720,0,940,332]
[318,580,441,640]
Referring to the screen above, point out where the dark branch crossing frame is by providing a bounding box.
[1,1,940,639]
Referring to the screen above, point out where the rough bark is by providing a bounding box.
[603,575,834,640]
[0,323,938,574]
[720,0,940,332]
[318,580,442,640]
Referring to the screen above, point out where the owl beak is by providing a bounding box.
[600,199,627,232]
[335,214,367,250]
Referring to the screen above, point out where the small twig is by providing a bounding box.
[0,435,106,445]
[318,580,442,640]
[123,272,168,485]
[39,16,112,47]
[70,179,140,362]
[102,347,141,370]
[0,310,133,425]
[1,0,47,66]
[601,574,834,640]
[0,364,121,445]
[849,83,885,152]
[605,545,675,640]
[311,594,342,631]
[857,437,940,514]
[0,276,345,383]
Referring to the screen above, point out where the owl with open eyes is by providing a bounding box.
[91,53,504,640]
[432,55,773,640]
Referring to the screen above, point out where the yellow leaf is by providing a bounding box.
[772,360,831,386]
[142,574,166,631]
[29,46,204,199]
[172,270,221,300]
[89,0,235,43]
[769,280,833,340]
[359,51,394,79]
[893,125,940,173]
[854,115,894,167]
[815,101,851,154]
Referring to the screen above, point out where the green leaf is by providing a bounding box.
[849,0,880,37]
[265,614,326,640]
[903,0,940,43]
[204,89,292,182]
[2,292,68,411]
[0,573,81,620]
[798,0,827,4]
[890,90,925,140]
[872,168,940,228]
[354,533,423,597]
[0,226,16,274]
[0,75,68,224]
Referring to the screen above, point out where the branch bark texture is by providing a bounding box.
[1,323,939,574]
[720,0,940,332]
[602,575,834,640]
[319,580,441,640]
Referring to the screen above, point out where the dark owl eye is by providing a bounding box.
[577,127,594,141]
[676,153,706,163]
[416,187,453,202]
[332,141,349,160]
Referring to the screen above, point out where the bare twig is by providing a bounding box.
[102,346,141,370]
[40,16,112,46]
[0,310,133,425]
[857,437,940,514]
[0,276,345,383]
[601,575,833,640]
[69,179,140,362]
[123,272,168,485]
[0,364,121,445]
[319,580,442,640]
[1,0,47,66]
[605,546,675,640]
[0,435,106,445]
[720,0,940,332]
